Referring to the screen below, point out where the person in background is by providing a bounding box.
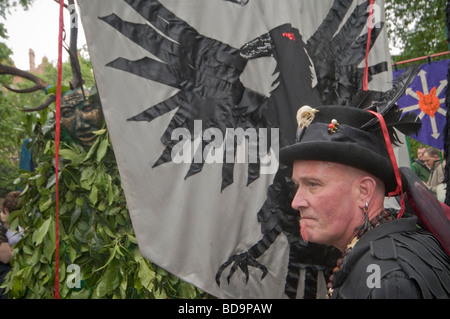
[0,191,24,299]
[1,191,24,246]
[421,148,445,198]
[412,146,430,183]
[0,208,13,299]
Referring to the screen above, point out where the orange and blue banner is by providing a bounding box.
[394,59,449,150]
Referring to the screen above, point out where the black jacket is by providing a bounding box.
[330,216,450,299]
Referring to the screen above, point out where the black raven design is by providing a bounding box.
[224,0,249,5]
[101,0,388,298]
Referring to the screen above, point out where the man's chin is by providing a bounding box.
[300,220,310,243]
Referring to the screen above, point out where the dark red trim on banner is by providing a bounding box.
[363,0,375,91]
[368,110,405,218]
[54,0,64,299]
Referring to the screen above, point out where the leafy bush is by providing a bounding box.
[2,111,208,299]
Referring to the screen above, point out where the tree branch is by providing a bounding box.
[0,64,49,91]
[4,84,44,94]
[0,0,84,112]
[66,0,83,89]
[0,64,55,111]
[19,95,56,112]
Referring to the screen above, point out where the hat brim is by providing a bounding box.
[280,141,397,193]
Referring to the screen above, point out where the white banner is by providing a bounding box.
[78,0,391,298]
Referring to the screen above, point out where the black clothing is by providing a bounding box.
[0,224,10,299]
[0,262,10,299]
[330,216,450,299]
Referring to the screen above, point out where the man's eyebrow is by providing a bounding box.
[291,175,323,184]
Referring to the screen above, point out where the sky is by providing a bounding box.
[2,0,87,70]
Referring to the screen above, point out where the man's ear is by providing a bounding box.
[357,176,378,208]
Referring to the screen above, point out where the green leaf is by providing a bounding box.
[43,140,53,155]
[11,275,25,296]
[32,218,52,245]
[83,137,100,162]
[45,173,56,189]
[97,200,107,211]
[127,234,138,244]
[138,259,155,290]
[75,196,84,207]
[48,218,56,248]
[93,128,107,135]
[96,138,108,163]
[29,248,41,266]
[35,174,45,187]
[71,288,91,299]
[95,261,120,297]
[107,185,115,206]
[103,225,116,239]
[119,276,127,298]
[153,286,168,299]
[59,148,84,164]
[89,185,98,205]
[80,166,96,189]
[38,195,52,212]
[94,248,116,272]
[42,237,55,262]
[177,282,199,299]
[22,245,33,255]
[69,207,82,231]
[45,85,70,96]
[65,190,74,202]
[8,209,21,231]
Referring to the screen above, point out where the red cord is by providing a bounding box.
[54,0,64,299]
[368,110,405,218]
[363,0,375,91]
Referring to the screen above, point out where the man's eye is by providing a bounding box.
[307,181,319,188]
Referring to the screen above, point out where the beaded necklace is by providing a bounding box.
[326,209,396,298]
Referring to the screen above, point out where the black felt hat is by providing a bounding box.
[279,105,399,193]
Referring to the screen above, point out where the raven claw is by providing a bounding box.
[215,252,268,286]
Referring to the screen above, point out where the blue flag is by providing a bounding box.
[394,59,449,150]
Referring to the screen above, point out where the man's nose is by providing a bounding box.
[291,186,308,211]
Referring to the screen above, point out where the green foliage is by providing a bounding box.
[0,157,18,198]
[0,89,23,198]
[385,0,448,64]
[2,109,209,299]
[0,52,96,198]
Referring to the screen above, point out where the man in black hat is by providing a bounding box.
[280,104,450,299]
